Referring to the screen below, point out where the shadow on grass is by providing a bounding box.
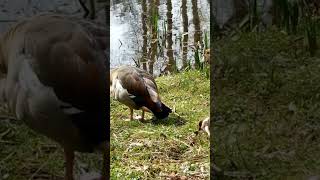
[149,113,187,126]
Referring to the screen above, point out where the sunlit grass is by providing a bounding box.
[110,70,210,179]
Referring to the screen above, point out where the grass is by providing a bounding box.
[110,70,210,179]
[0,108,104,180]
[0,70,210,180]
[213,29,320,179]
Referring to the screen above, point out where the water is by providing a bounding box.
[0,0,210,74]
[110,0,140,68]
[110,0,210,75]
[0,0,105,33]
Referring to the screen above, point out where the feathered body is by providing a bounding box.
[0,14,108,179]
[110,65,171,120]
[196,117,210,136]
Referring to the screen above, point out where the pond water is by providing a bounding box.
[0,0,80,33]
[110,0,210,75]
[0,0,209,76]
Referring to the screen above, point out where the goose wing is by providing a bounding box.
[1,14,108,151]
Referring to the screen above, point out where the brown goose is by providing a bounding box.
[110,65,172,121]
[0,14,108,180]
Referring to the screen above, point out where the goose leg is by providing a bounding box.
[64,148,75,180]
[141,110,145,121]
[130,108,133,121]
[100,148,108,180]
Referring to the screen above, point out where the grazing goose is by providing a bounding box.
[195,117,210,137]
[110,65,172,121]
[0,14,108,180]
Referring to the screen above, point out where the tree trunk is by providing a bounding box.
[166,0,175,73]
[148,0,159,75]
[192,0,202,47]
[141,0,148,70]
[181,0,188,69]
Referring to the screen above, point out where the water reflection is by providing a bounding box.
[110,0,140,68]
[110,0,210,75]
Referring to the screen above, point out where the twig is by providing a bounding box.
[0,20,18,22]
[28,149,59,180]
[0,129,10,137]
[173,111,183,118]
[0,140,15,144]
[236,137,251,172]
[212,163,223,173]
[211,163,256,178]
[160,156,209,163]
[118,39,123,49]
[0,152,15,165]
[222,170,256,178]
[0,115,17,120]
[132,57,140,67]
[170,137,192,148]
[130,152,163,156]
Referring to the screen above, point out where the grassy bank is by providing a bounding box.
[213,30,320,179]
[0,106,103,179]
[0,70,210,180]
[110,70,210,179]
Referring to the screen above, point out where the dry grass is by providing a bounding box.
[110,70,210,179]
[0,106,104,180]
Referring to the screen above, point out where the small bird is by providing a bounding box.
[195,117,210,137]
[203,48,210,65]
[110,65,172,121]
[0,14,108,180]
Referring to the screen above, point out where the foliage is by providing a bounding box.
[213,30,320,179]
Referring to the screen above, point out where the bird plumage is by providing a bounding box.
[0,13,108,179]
[110,65,172,120]
[196,117,210,137]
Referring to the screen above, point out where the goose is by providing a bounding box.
[195,117,210,136]
[110,65,172,121]
[0,14,108,180]
[204,48,210,64]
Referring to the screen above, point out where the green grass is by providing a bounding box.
[110,70,210,179]
[0,107,105,180]
[0,70,210,180]
[213,30,320,179]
